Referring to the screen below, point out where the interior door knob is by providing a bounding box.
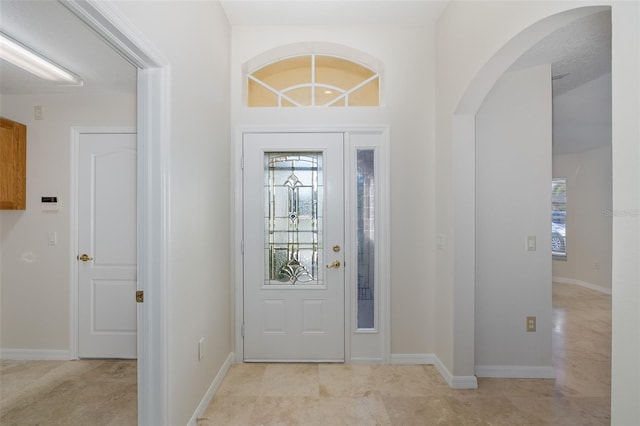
[78,254,94,262]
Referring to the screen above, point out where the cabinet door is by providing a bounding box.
[0,117,27,210]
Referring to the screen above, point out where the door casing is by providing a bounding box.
[234,126,390,364]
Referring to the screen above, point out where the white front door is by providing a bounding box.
[78,132,137,359]
[243,132,345,361]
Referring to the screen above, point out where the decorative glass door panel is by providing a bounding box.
[243,132,344,362]
[265,153,323,286]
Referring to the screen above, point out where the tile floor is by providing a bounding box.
[199,282,611,425]
[0,283,610,425]
[0,358,136,426]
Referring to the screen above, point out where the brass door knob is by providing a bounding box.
[326,260,341,269]
[78,254,94,262]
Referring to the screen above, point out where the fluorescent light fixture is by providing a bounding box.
[0,31,82,85]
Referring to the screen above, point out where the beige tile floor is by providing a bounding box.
[198,283,611,425]
[0,359,136,426]
[0,283,610,425]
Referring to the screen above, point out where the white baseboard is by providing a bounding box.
[350,357,385,364]
[553,277,612,295]
[432,355,478,389]
[0,348,71,360]
[389,353,435,365]
[475,365,556,379]
[187,352,234,426]
[390,353,478,389]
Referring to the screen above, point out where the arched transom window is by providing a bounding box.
[248,54,380,107]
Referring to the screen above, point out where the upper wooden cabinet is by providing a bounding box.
[0,117,27,210]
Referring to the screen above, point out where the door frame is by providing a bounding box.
[70,126,137,360]
[62,2,170,425]
[234,126,390,364]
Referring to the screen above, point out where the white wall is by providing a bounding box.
[110,2,232,424]
[230,24,436,355]
[553,146,612,291]
[0,93,135,352]
[475,65,553,374]
[436,1,639,422]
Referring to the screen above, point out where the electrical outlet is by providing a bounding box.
[526,316,536,332]
[198,337,205,361]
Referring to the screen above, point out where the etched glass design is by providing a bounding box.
[357,149,375,328]
[265,152,323,285]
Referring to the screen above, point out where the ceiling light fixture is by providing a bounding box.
[0,31,82,86]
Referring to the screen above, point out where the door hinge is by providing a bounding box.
[241,240,244,254]
[240,156,244,170]
[136,290,144,303]
[241,323,245,338]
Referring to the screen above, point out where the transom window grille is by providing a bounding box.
[265,152,323,285]
[248,54,380,107]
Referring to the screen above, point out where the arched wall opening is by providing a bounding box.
[445,4,616,383]
[445,4,639,422]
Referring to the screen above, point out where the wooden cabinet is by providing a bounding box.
[0,117,27,210]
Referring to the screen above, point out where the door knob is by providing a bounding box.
[326,260,341,269]
[78,254,94,262]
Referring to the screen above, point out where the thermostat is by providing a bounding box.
[41,196,59,211]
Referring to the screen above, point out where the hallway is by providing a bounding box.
[0,283,610,425]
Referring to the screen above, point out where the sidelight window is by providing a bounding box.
[552,178,567,260]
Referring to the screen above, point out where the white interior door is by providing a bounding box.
[243,132,345,361]
[78,132,137,359]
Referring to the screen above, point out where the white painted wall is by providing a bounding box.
[436,1,639,422]
[109,2,231,424]
[230,24,436,355]
[0,93,135,352]
[553,146,612,291]
[475,65,553,374]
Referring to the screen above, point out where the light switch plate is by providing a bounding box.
[527,235,536,252]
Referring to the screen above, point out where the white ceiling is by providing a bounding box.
[0,0,136,95]
[219,0,448,26]
[511,9,611,96]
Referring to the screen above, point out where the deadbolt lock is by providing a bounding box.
[332,245,341,252]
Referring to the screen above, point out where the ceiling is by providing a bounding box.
[219,0,448,26]
[0,0,136,95]
[0,1,612,155]
[511,9,611,97]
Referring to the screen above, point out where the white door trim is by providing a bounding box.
[70,126,137,360]
[62,2,170,425]
[234,126,390,364]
